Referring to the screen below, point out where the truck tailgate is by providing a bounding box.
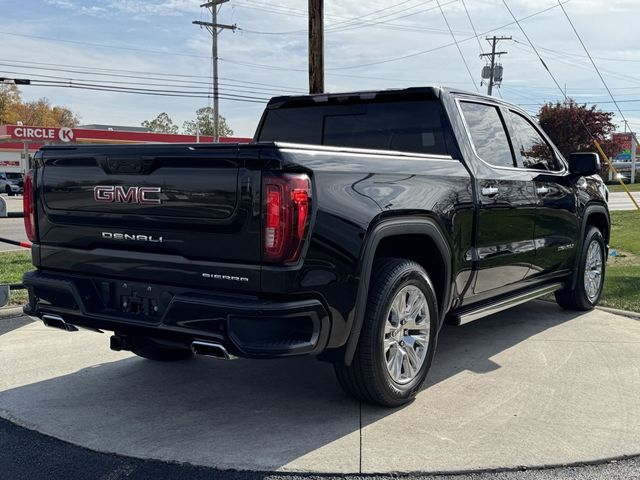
[35,144,263,289]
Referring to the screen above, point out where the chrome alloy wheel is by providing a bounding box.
[584,240,603,302]
[383,285,430,384]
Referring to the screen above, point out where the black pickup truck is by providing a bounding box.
[23,87,609,406]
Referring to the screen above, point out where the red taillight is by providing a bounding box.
[23,171,37,243]
[263,174,311,263]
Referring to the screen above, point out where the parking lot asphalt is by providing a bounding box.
[1,301,639,475]
[2,417,640,480]
[0,217,29,252]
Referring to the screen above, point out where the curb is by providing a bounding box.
[7,212,23,218]
[0,306,25,319]
[597,305,640,320]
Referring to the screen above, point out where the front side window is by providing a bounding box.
[459,102,515,168]
[507,111,558,171]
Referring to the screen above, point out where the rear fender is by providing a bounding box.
[344,217,452,365]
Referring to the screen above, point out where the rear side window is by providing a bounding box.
[258,100,451,156]
[507,111,559,171]
[460,102,515,168]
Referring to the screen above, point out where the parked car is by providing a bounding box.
[0,172,24,196]
[22,87,609,406]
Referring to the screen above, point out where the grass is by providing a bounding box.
[0,250,33,307]
[600,211,640,312]
[607,182,640,193]
[1,213,638,312]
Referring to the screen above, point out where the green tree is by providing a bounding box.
[537,99,623,161]
[141,112,179,134]
[182,107,234,137]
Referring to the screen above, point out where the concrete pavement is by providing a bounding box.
[1,301,639,474]
[608,191,640,211]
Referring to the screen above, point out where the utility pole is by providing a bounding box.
[479,36,511,96]
[193,1,237,142]
[308,0,324,94]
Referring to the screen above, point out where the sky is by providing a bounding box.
[1,0,639,137]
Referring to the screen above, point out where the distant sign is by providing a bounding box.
[613,132,635,161]
[0,160,20,168]
[6,125,75,143]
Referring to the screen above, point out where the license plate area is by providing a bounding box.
[115,281,162,319]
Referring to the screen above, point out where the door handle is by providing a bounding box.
[481,186,499,197]
[536,186,550,195]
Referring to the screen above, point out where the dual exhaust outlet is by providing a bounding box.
[41,314,233,360]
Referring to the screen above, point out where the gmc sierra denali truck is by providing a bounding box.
[22,87,609,407]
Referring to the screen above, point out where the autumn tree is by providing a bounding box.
[537,99,623,161]
[141,112,179,134]
[0,84,22,125]
[182,107,234,137]
[0,84,79,127]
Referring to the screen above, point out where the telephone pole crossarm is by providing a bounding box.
[192,20,237,31]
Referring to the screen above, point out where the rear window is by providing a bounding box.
[257,99,452,156]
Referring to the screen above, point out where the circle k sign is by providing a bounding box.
[10,126,75,143]
[58,127,74,142]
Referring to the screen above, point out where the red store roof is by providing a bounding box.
[0,124,252,150]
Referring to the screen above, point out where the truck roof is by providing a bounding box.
[265,85,509,109]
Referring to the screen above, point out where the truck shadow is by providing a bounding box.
[0,300,583,472]
[0,313,34,336]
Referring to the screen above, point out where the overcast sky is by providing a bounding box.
[1,0,639,137]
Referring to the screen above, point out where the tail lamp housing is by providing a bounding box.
[263,173,312,264]
[23,170,37,243]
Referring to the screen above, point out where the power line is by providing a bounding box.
[500,0,566,100]
[21,80,268,103]
[0,64,302,95]
[435,0,479,92]
[0,57,306,91]
[327,1,571,70]
[236,0,469,36]
[510,41,640,89]
[556,0,636,134]
[460,0,484,55]
[0,31,208,59]
[0,69,286,98]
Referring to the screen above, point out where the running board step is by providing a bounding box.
[451,283,563,326]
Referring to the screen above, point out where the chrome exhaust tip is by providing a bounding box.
[42,314,79,332]
[191,340,234,360]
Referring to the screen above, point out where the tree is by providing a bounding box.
[0,85,79,127]
[0,84,21,125]
[537,99,623,162]
[182,107,234,137]
[141,112,179,134]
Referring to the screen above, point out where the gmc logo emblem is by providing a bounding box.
[94,186,162,204]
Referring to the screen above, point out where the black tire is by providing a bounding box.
[5,186,13,196]
[334,258,439,407]
[555,226,606,311]
[131,340,193,362]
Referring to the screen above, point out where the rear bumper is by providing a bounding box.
[23,270,331,358]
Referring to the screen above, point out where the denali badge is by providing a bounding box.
[202,273,249,283]
[102,232,163,243]
[94,186,161,204]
